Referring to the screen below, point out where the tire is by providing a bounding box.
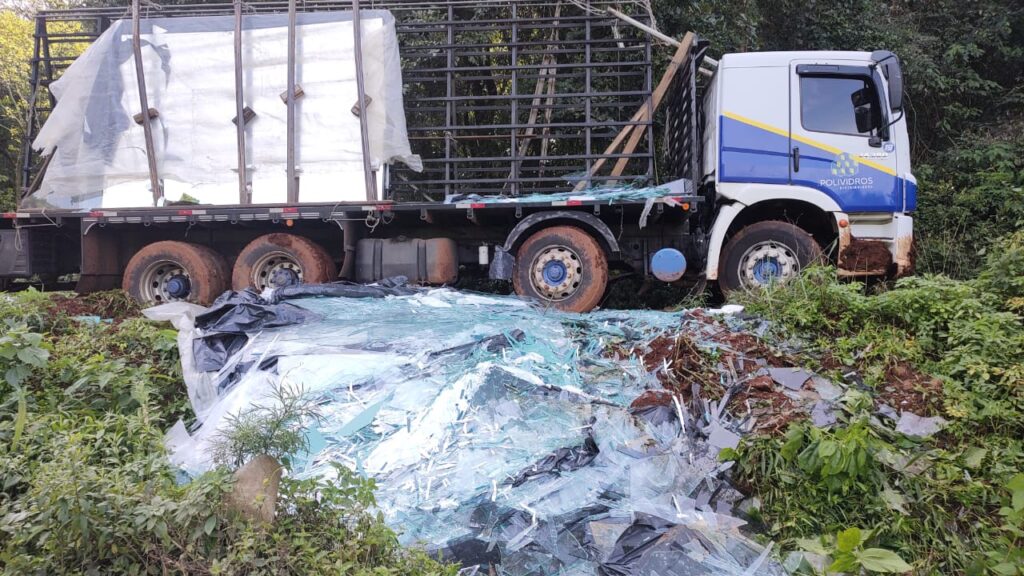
[718,220,823,293]
[512,225,608,313]
[232,233,337,292]
[122,241,230,306]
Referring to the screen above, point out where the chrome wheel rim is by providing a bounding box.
[251,250,303,290]
[530,245,582,301]
[737,241,800,289]
[140,259,191,303]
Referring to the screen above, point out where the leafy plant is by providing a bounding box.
[798,527,913,574]
[210,381,322,470]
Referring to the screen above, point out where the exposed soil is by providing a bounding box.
[877,361,944,416]
[629,390,676,410]
[640,332,722,397]
[839,238,893,272]
[48,292,141,324]
[717,330,791,369]
[727,374,805,435]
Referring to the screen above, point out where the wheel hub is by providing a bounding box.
[140,260,191,302]
[530,245,582,301]
[164,274,191,299]
[252,251,303,291]
[738,241,799,288]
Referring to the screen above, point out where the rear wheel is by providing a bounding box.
[122,241,229,305]
[232,233,337,292]
[718,220,822,293]
[512,225,608,313]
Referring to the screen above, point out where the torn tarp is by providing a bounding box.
[159,288,785,575]
[266,276,418,302]
[192,289,319,372]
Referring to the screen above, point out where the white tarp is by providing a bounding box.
[28,11,420,210]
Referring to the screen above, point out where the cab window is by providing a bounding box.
[800,76,878,136]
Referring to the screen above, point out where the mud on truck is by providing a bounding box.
[1,0,915,313]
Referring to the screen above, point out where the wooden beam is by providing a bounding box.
[609,32,694,178]
[574,31,694,190]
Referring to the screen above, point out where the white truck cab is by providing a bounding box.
[702,50,915,291]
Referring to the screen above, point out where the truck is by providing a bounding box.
[2,0,915,313]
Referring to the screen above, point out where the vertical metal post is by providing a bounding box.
[444,3,453,198]
[21,17,44,196]
[509,3,518,196]
[584,15,592,190]
[286,0,298,203]
[233,0,248,204]
[131,0,161,204]
[352,0,376,201]
[644,31,655,181]
[688,46,700,191]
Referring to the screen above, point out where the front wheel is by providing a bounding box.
[718,220,823,293]
[512,225,608,313]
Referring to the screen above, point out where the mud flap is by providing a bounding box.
[489,247,515,280]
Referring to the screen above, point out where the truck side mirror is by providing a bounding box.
[871,50,904,112]
[854,104,874,134]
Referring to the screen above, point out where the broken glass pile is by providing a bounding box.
[159,288,785,575]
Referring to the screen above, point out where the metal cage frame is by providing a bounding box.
[21,1,705,205]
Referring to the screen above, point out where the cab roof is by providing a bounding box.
[719,51,875,68]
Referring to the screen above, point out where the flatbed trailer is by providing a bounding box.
[1,0,915,312]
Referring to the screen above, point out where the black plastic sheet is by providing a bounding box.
[267,276,418,302]
[193,289,319,371]
[510,435,600,487]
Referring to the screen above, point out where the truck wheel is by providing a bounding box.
[718,220,822,292]
[513,225,608,313]
[232,233,337,291]
[122,241,229,306]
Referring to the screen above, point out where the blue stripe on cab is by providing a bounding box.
[719,115,901,213]
[719,115,790,185]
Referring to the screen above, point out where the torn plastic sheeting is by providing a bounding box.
[443,183,688,205]
[29,11,420,210]
[192,289,319,372]
[510,434,600,487]
[162,289,784,575]
[266,277,419,302]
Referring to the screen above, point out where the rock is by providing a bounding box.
[227,454,282,523]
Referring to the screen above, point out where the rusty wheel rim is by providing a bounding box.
[529,245,583,302]
[140,259,191,303]
[738,241,799,289]
[251,250,303,291]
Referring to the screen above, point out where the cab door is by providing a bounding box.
[788,61,900,213]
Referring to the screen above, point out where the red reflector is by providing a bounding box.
[566,199,583,206]
[177,209,192,216]
[2,213,15,219]
[89,211,103,217]
[282,207,298,214]
[470,203,485,209]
